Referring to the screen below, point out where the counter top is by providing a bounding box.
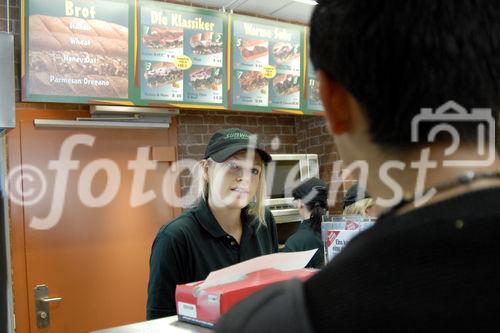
[91,316,212,333]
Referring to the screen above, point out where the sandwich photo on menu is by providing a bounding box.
[142,26,183,50]
[189,32,223,55]
[238,71,267,92]
[272,42,299,64]
[273,74,299,95]
[239,40,268,62]
[189,67,222,91]
[143,62,182,88]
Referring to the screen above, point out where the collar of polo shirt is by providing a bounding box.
[193,198,259,238]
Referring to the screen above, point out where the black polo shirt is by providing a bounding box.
[146,199,278,319]
[282,219,324,268]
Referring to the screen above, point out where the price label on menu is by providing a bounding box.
[175,55,193,70]
[261,65,277,79]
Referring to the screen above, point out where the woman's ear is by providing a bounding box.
[317,70,352,135]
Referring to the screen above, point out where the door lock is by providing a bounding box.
[35,285,63,328]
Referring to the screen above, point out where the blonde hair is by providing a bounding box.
[193,157,268,226]
[343,198,374,216]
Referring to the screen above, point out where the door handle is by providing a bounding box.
[41,297,63,303]
[35,285,63,328]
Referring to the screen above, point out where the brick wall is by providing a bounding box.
[176,109,337,242]
[176,110,343,204]
[296,116,337,180]
[176,110,306,202]
[295,115,347,213]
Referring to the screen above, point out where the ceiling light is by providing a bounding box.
[293,0,318,5]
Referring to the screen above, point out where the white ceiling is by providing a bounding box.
[176,0,317,24]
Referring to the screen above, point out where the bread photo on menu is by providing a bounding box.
[28,14,129,98]
[142,26,183,50]
[239,40,268,62]
[189,32,223,55]
[143,62,183,88]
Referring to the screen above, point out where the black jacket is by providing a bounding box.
[147,199,278,319]
[216,188,500,332]
[282,219,324,268]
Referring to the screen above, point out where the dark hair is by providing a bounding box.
[305,197,327,233]
[292,178,329,232]
[310,0,500,148]
[296,185,328,233]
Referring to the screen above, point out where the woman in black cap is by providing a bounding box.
[343,182,377,217]
[146,128,278,319]
[282,177,328,268]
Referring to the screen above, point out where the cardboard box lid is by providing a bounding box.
[192,249,317,294]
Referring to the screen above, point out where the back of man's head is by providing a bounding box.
[310,0,500,148]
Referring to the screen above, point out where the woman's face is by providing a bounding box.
[207,151,263,209]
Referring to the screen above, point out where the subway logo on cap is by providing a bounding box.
[224,132,250,140]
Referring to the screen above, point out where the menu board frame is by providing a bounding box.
[21,0,134,105]
[229,14,306,115]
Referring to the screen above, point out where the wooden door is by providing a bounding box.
[7,109,181,333]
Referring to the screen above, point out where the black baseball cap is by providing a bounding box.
[292,177,328,205]
[343,182,370,209]
[203,128,272,163]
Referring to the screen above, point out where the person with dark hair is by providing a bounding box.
[282,177,328,268]
[216,1,500,331]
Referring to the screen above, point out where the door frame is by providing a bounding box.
[7,106,180,333]
[7,108,91,333]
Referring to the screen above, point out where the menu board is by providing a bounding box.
[230,15,304,113]
[306,56,324,113]
[138,1,227,107]
[22,1,325,116]
[23,0,130,103]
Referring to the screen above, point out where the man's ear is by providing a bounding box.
[317,70,352,135]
